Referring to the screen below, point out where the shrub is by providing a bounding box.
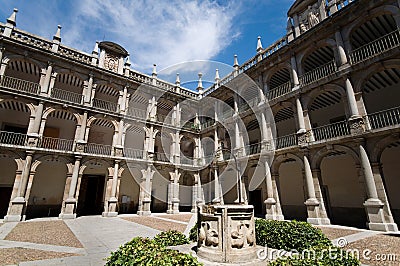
[189,222,198,242]
[255,219,331,252]
[106,236,202,266]
[153,230,189,247]
[269,245,360,266]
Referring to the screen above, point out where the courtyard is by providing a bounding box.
[0,214,399,265]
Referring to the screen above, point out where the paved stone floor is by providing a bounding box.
[0,215,399,266]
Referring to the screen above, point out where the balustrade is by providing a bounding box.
[10,29,52,51]
[0,131,27,146]
[39,136,74,151]
[58,45,92,64]
[313,121,350,141]
[349,29,400,65]
[275,133,297,149]
[0,75,40,94]
[124,148,144,159]
[50,87,83,104]
[267,81,292,100]
[92,98,118,113]
[85,143,112,156]
[366,107,400,130]
[299,60,336,86]
[126,107,147,119]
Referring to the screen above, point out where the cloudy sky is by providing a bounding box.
[0,0,293,85]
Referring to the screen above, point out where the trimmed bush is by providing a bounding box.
[189,222,198,242]
[255,219,331,252]
[106,233,201,266]
[153,230,190,247]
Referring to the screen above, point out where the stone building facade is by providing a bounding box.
[0,0,399,232]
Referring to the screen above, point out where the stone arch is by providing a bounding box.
[311,144,359,169]
[303,83,346,110]
[87,116,118,131]
[354,59,400,93]
[297,38,337,75]
[0,98,35,116]
[266,63,292,91]
[371,134,400,163]
[3,55,44,83]
[42,107,80,123]
[271,153,303,175]
[343,5,400,48]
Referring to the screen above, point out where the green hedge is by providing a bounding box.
[255,219,331,252]
[189,222,198,242]
[106,231,202,266]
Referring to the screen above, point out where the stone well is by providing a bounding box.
[197,204,258,263]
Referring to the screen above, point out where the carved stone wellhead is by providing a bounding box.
[197,204,258,263]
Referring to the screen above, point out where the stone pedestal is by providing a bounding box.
[137,198,151,216]
[364,198,398,232]
[102,197,118,217]
[197,204,258,263]
[59,198,77,219]
[4,196,26,222]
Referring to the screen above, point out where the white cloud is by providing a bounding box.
[62,0,241,72]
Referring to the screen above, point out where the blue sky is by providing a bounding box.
[0,0,294,86]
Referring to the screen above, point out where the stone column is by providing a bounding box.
[143,125,158,160]
[82,74,94,106]
[103,160,120,217]
[147,96,157,122]
[192,172,204,213]
[345,77,365,134]
[290,55,299,87]
[260,112,271,150]
[264,159,283,220]
[212,165,224,204]
[59,157,81,219]
[359,145,398,231]
[4,152,34,222]
[172,102,181,127]
[40,62,53,94]
[335,29,348,67]
[170,131,182,164]
[167,169,181,214]
[296,96,306,133]
[303,155,328,225]
[311,169,331,224]
[293,14,300,37]
[75,112,88,152]
[26,102,44,146]
[137,164,154,216]
[0,59,8,76]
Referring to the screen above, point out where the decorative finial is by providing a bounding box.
[197,73,203,93]
[175,73,180,86]
[7,8,18,26]
[53,25,62,42]
[152,64,157,77]
[92,41,99,55]
[125,56,131,67]
[233,54,239,67]
[257,36,263,53]
[215,69,220,82]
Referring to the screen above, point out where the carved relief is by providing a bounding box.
[230,221,255,249]
[104,53,119,72]
[349,118,366,135]
[199,222,219,247]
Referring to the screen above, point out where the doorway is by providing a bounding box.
[249,190,262,217]
[77,175,105,216]
[0,186,12,218]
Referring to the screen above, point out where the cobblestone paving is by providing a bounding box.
[0,247,77,266]
[154,213,193,223]
[122,215,187,232]
[5,220,83,248]
[315,226,362,240]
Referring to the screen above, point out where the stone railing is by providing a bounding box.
[275,133,297,149]
[39,136,74,151]
[155,152,170,163]
[267,81,292,100]
[126,107,147,119]
[124,147,144,159]
[10,28,53,51]
[85,143,113,156]
[366,106,400,130]
[0,131,27,146]
[129,70,153,85]
[313,120,350,141]
[244,142,261,155]
[50,87,83,104]
[0,75,40,94]
[180,88,198,98]
[349,29,400,65]
[260,36,288,60]
[156,79,175,92]
[299,60,337,87]
[240,57,258,73]
[58,45,93,65]
[92,98,118,113]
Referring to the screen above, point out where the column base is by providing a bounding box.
[58,213,76,219]
[307,217,331,225]
[4,197,26,222]
[265,214,284,221]
[367,222,398,232]
[4,215,22,222]
[167,210,179,214]
[102,212,118,217]
[137,210,151,216]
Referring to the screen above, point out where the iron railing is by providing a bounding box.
[92,98,118,113]
[299,60,336,86]
[154,152,170,163]
[39,136,74,151]
[85,143,113,156]
[313,121,350,141]
[50,87,83,104]
[124,148,144,159]
[126,107,147,119]
[366,106,400,130]
[349,29,400,65]
[0,75,40,94]
[275,134,297,149]
[245,143,261,155]
[0,131,27,146]
[267,81,292,100]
